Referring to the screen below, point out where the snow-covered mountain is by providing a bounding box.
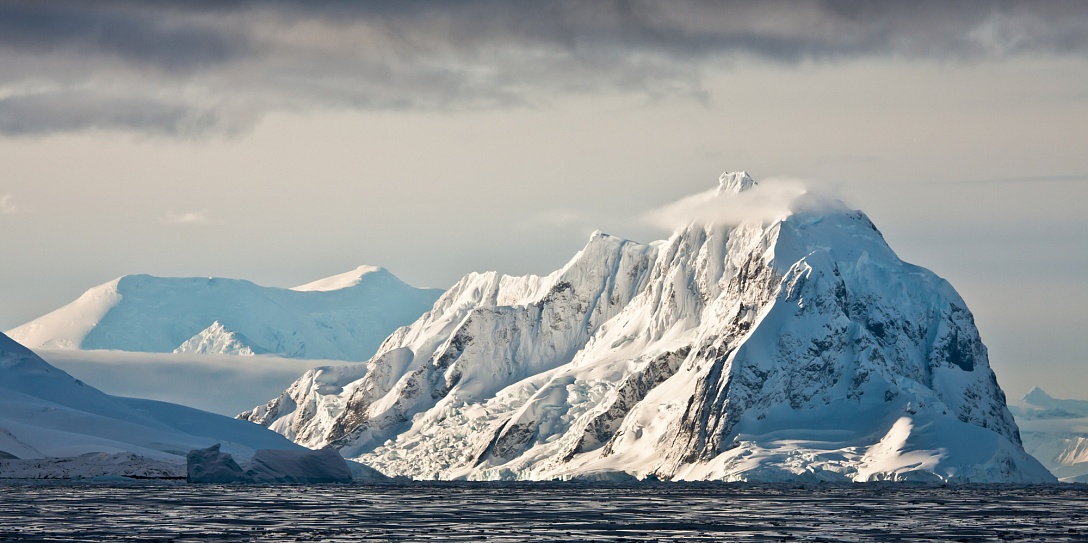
[174,321,269,356]
[0,331,301,476]
[1009,387,1088,482]
[243,172,1052,483]
[7,266,443,361]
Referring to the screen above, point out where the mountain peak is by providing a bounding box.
[1023,386,1053,404]
[717,171,756,195]
[174,321,266,356]
[291,265,386,292]
[246,176,1052,482]
[587,229,623,242]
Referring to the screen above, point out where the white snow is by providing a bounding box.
[717,171,756,194]
[0,332,306,479]
[248,172,1053,483]
[239,363,369,448]
[7,266,442,361]
[5,277,122,350]
[174,321,265,356]
[1009,387,1088,482]
[291,265,383,292]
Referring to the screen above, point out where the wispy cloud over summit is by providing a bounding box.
[2,1,1087,137]
[165,210,217,225]
[0,194,19,214]
[643,175,822,230]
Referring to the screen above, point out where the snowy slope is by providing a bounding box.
[0,331,302,475]
[1009,387,1088,482]
[8,266,443,361]
[246,172,1052,483]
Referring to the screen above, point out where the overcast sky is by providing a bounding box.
[2,1,1087,399]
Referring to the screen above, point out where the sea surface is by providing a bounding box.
[1,481,1086,542]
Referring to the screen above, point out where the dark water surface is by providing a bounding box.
[1,481,1086,542]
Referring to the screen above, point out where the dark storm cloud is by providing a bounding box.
[0,2,248,72]
[1,0,1086,136]
[0,91,223,137]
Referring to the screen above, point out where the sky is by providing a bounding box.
[1,1,1087,400]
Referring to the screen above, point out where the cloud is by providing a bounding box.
[642,174,841,230]
[0,91,226,137]
[165,210,216,225]
[0,194,18,214]
[1,1,1087,136]
[41,349,323,416]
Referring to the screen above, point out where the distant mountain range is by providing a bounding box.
[2,171,1062,483]
[1009,387,1088,482]
[7,266,443,361]
[241,172,1053,483]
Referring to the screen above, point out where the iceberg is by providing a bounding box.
[186,444,354,484]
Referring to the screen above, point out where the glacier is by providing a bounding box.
[7,265,442,361]
[244,172,1053,483]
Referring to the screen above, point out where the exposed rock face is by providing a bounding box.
[239,364,369,448]
[245,173,1052,483]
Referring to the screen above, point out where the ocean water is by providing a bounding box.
[1,481,1086,542]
